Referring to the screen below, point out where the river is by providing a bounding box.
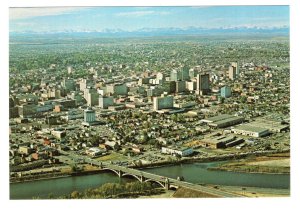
[10,161,290,199]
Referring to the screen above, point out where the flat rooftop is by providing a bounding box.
[249,118,289,132]
[210,116,244,126]
[201,135,235,145]
[234,124,269,133]
[202,114,232,123]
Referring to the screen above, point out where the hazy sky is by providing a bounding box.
[9,6,289,32]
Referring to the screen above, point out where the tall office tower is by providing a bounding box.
[87,92,99,106]
[170,69,180,81]
[175,80,186,93]
[181,66,190,81]
[170,67,190,81]
[99,96,114,109]
[80,79,93,91]
[196,73,210,95]
[231,62,239,75]
[106,83,128,96]
[84,107,96,123]
[62,78,75,91]
[153,96,174,111]
[189,69,196,79]
[228,66,236,80]
[84,87,97,101]
[228,62,239,80]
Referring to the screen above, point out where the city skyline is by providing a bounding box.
[9,6,289,33]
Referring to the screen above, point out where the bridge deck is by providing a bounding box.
[58,150,244,198]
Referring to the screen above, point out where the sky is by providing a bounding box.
[9,6,290,33]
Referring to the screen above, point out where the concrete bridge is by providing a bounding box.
[58,150,244,198]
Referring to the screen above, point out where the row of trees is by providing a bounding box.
[67,181,158,199]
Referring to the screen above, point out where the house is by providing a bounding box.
[43,138,51,146]
[99,144,111,151]
[19,146,33,155]
[131,145,144,153]
[105,140,120,150]
[51,130,66,140]
[32,152,49,160]
[86,147,107,157]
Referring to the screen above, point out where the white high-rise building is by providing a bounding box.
[228,62,239,80]
[67,66,73,74]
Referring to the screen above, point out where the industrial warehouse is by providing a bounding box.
[199,134,244,148]
[200,114,244,128]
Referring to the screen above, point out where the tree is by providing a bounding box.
[171,114,178,122]
[47,193,54,199]
[177,114,185,123]
[240,96,247,103]
[71,191,80,199]
[175,154,182,160]
[71,164,80,172]
[90,136,100,146]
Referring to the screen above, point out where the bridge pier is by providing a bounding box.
[118,170,123,178]
[164,178,170,190]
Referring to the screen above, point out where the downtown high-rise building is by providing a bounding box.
[196,73,210,95]
[84,107,96,123]
[228,62,239,80]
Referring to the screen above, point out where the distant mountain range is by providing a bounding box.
[10,26,289,37]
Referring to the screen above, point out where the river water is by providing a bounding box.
[10,161,290,199]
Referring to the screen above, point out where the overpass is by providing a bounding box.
[57,150,244,198]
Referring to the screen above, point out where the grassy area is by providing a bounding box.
[173,187,219,198]
[95,152,128,162]
[60,166,72,173]
[139,190,175,198]
[220,185,290,197]
[83,165,100,171]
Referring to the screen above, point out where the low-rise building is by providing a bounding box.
[161,146,193,157]
[221,86,232,98]
[86,147,107,157]
[201,114,244,128]
[65,110,83,121]
[19,146,33,155]
[200,135,244,148]
[51,130,66,140]
[232,125,269,137]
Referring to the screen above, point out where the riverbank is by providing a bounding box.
[45,182,165,199]
[130,149,290,170]
[10,165,102,183]
[10,150,290,184]
[207,152,290,174]
[10,159,290,199]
